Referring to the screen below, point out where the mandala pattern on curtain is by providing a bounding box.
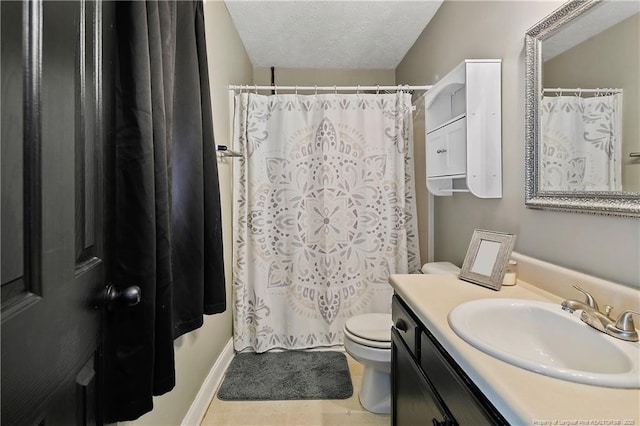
[540,94,622,191]
[232,93,420,352]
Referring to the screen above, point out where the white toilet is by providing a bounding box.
[342,262,460,414]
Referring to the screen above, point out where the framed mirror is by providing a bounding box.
[459,230,517,291]
[525,0,640,217]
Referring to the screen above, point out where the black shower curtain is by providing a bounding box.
[106,0,225,421]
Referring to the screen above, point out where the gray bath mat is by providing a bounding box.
[217,351,353,401]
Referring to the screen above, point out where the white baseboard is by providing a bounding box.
[181,338,234,426]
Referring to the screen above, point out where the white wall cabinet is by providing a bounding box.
[425,59,502,198]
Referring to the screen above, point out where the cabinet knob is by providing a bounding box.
[395,318,408,332]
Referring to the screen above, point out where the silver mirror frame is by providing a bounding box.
[525,0,640,218]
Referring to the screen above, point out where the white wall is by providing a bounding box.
[397,0,640,288]
[125,2,253,424]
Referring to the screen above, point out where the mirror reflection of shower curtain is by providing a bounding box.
[540,94,622,191]
[232,92,420,352]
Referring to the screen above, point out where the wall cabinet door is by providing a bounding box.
[426,117,467,178]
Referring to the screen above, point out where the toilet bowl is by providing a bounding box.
[343,261,461,414]
[343,313,392,414]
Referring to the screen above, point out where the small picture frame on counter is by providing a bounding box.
[459,229,517,291]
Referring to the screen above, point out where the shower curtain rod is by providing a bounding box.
[229,84,432,92]
[542,87,622,94]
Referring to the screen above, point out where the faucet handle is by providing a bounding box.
[573,284,599,311]
[614,310,640,332]
[605,310,640,342]
[605,305,614,319]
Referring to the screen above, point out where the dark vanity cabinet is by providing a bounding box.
[391,295,507,426]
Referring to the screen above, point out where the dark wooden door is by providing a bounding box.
[1,1,114,424]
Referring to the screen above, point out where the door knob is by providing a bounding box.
[104,284,141,310]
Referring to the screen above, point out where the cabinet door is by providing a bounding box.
[420,331,507,425]
[392,329,452,426]
[392,296,419,358]
[426,117,466,178]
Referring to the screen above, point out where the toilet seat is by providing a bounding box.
[344,313,392,349]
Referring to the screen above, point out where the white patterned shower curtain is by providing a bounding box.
[540,94,622,191]
[232,92,420,352]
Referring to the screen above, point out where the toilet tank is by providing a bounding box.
[421,262,460,275]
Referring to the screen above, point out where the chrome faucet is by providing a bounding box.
[561,284,640,342]
[605,310,640,342]
[561,284,599,313]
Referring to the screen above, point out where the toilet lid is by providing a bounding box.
[344,313,392,343]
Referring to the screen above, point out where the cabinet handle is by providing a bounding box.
[436,149,447,154]
[395,318,408,332]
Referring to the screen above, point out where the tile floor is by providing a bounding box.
[201,353,390,426]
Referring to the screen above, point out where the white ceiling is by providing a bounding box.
[223,0,444,69]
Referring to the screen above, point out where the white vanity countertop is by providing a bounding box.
[390,273,640,425]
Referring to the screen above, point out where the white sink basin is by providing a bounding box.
[448,298,640,388]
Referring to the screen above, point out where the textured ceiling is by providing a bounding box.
[223,0,443,69]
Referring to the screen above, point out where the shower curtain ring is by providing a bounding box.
[334,85,337,95]
[295,85,298,95]
[314,85,318,96]
[254,85,258,94]
[376,84,380,95]
[357,85,360,95]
